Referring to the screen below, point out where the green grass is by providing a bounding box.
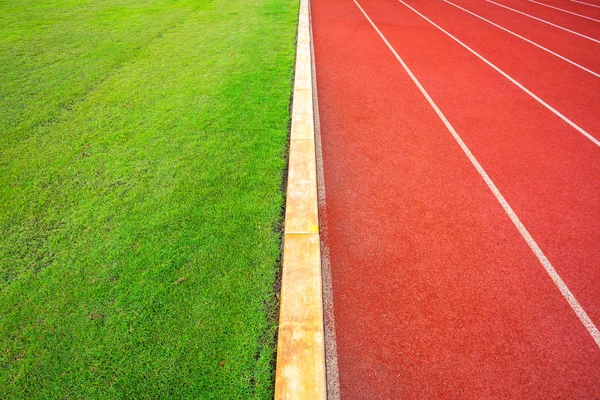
[0,0,297,397]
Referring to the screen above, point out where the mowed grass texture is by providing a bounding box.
[0,0,297,397]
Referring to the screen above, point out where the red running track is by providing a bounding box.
[446,0,600,73]
[311,0,600,397]
[531,0,600,20]
[490,0,600,38]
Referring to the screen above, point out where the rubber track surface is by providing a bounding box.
[311,0,600,397]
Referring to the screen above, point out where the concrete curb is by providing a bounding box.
[273,0,326,398]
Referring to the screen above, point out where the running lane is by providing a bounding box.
[311,0,600,398]
[448,0,600,71]
[489,0,600,39]
[540,0,600,19]
[401,0,600,137]
[572,0,600,7]
[357,0,600,329]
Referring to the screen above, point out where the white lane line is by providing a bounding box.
[529,0,600,22]
[488,0,600,44]
[444,0,600,78]
[352,0,600,349]
[403,0,600,146]
[572,0,600,9]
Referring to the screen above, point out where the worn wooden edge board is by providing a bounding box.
[274,0,327,397]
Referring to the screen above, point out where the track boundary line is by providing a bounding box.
[443,0,600,78]
[401,0,600,146]
[353,0,600,348]
[310,1,341,397]
[274,0,327,397]
[529,0,600,22]
[572,0,600,9]
[487,0,600,44]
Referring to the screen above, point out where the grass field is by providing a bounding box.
[0,0,297,397]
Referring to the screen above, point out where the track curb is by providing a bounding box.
[274,0,327,397]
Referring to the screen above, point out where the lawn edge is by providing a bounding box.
[273,0,327,398]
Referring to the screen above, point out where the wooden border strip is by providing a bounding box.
[274,0,326,397]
